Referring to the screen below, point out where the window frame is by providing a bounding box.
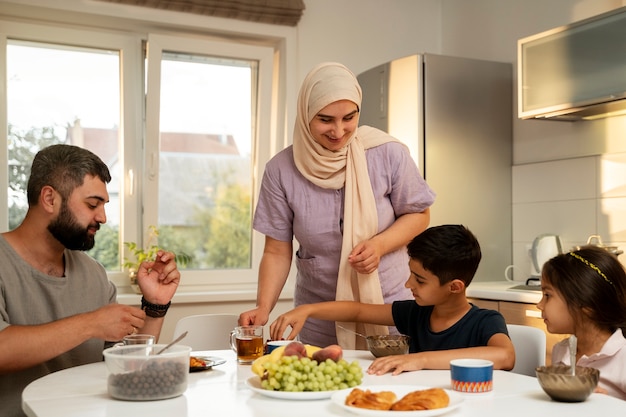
[144,33,274,289]
[0,6,296,298]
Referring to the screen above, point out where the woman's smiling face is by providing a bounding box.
[308,100,359,151]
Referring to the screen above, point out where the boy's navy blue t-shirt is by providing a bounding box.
[392,300,508,353]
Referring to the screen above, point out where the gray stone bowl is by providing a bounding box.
[535,365,599,402]
[366,335,410,358]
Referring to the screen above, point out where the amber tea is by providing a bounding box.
[235,336,263,362]
[230,325,264,364]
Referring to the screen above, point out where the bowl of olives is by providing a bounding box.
[103,343,192,401]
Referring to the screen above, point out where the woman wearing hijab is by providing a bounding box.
[240,62,435,349]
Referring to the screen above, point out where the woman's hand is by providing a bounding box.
[348,239,382,274]
[239,307,270,327]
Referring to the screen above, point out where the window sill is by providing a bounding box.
[116,285,294,306]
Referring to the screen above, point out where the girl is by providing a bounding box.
[538,246,626,400]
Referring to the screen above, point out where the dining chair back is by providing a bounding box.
[506,324,547,377]
[173,313,239,351]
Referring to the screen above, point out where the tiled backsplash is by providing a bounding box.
[511,153,626,281]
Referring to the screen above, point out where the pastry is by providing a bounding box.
[345,388,397,410]
[390,388,449,411]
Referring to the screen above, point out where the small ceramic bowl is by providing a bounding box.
[536,365,599,402]
[265,340,293,354]
[366,334,410,357]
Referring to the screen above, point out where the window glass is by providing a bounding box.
[6,40,122,269]
[156,53,254,269]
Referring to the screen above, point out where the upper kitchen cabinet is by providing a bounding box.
[518,6,626,121]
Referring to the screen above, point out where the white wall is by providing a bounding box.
[440,0,626,280]
[296,0,441,77]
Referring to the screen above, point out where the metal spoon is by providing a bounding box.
[336,324,367,339]
[155,330,188,355]
[569,335,577,376]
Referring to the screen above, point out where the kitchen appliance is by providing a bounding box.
[529,234,563,278]
[357,54,512,282]
[508,234,562,292]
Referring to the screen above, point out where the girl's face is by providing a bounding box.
[537,281,575,334]
[308,100,359,151]
[405,259,449,306]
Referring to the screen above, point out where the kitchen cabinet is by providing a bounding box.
[518,6,626,121]
[469,297,566,365]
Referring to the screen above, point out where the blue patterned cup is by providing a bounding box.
[450,359,493,393]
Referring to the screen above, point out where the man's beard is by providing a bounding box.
[48,202,99,251]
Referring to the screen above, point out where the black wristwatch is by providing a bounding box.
[141,296,171,318]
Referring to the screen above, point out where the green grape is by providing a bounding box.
[259,356,363,392]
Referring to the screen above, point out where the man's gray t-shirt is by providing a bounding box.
[0,235,117,417]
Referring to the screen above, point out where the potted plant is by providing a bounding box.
[123,225,191,293]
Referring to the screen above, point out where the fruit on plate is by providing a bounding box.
[251,341,363,392]
[261,354,363,392]
[252,341,322,377]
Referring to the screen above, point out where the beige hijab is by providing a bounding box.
[293,62,398,349]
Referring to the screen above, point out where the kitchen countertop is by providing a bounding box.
[467,280,542,304]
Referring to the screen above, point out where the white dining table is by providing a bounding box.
[22,349,625,416]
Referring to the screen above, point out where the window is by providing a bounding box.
[7,40,123,269]
[1,16,281,292]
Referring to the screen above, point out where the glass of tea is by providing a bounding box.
[230,325,264,364]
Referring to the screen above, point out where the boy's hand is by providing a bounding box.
[367,353,425,375]
[269,306,309,340]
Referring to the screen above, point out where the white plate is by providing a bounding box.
[331,385,464,416]
[189,356,226,372]
[246,376,354,400]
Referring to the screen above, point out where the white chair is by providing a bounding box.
[173,313,239,351]
[506,324,546,377]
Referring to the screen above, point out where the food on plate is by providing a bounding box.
[345,387,450,411]
[391,388,450,411]
[251,341,322,377]
[345,388,397,410]
[311,344,343,362]
[250,341,363,392]
[283,340,308,358]
[189,356,207,368]
[261,355,363,392]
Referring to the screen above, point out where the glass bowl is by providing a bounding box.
[103,344,191,401]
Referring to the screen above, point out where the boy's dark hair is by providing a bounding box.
[27,144,111,205]
[407,224,481,286]
[543,246,626,336]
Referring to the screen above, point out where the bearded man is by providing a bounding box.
[0,144,181,417]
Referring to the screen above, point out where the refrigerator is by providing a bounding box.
[357,53,512,282]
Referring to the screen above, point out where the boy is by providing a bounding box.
[269,224,515,375]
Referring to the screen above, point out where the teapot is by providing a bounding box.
[572,235,623,256]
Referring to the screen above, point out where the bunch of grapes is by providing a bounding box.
[260,355,363,392]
